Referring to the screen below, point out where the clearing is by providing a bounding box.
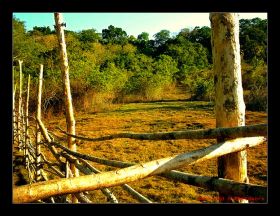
[39,98,267,203]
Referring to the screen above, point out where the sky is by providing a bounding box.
[13,13,267,39]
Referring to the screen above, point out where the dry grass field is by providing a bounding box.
[38,96,267,203]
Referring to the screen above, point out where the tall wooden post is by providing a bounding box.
[17,60,23,151]
[36,65,44,181]
[210,13,248,203]
[24,75,31,168]
[54,12,79,203]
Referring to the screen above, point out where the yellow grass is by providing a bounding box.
[42,99,267,203]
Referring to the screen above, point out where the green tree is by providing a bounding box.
[29,26,53,35]
[137,32,149,41]
[186,26,212,63]
[134,32,153,56]
[164,37,209,82]
[239,18,267,64]
[153,30,171,47]
[78,29,101,43]
[13,17,47,76]
[177,28,190,38]
[102,25,128,45]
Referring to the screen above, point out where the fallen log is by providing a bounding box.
[13,136,265,203]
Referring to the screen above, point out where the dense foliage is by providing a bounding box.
[12,16,267,114]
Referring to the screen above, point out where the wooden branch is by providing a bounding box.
[161,170,267,200]
[78,157,152,203]
[121,184,153,203]
[13,136,265,203]
[61,152,118,203]
[49,141,132,168]
[57,124,267,142]
[37,118,63,163]
[74,192,92,203]
[40,153,65,178]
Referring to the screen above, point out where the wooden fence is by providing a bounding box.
[12,65,267,203]
[12,13,267,204]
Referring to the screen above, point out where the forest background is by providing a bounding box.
[13,16,267,116]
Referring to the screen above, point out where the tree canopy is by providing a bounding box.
[12,16,267,112]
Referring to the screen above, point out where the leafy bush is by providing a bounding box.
[121,54,178,100]
[242,64,267,111]
[181,67,214,101]
[242,63,267,111]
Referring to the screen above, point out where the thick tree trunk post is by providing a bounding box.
[54,12,79,203]
[24,75,31,168]
[210,13,248,203]
[36,65,44,181]
[17,60,23,151]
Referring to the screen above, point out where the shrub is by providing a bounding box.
[242,63,267,111]
[244,88,267,111]
[181,68,214,101]
[121,54,178,101]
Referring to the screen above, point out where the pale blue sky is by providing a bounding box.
[13,13,267,39]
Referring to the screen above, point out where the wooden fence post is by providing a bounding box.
[24,75,31,168]
[210,13,248,203]
[17,60,23,151]
[13,84,17,144]
[36,65,44,181]
[54,12,79,203]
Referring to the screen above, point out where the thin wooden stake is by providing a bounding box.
[17,60,23,151]
[13,84,17,144]
[24,75,31,170]
[36,65,43,181]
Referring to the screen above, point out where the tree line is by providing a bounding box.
[12,16,267,114]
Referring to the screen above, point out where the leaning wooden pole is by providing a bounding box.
[36,65,44,181]
[210,13,248,203]
[54,12,79,203]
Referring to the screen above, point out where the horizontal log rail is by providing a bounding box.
[160,170,266,199]
[57,124,267,142]
[49,136,267,201]
[13,136,265,203]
